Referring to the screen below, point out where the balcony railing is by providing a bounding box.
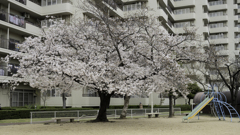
[0,11,26,28]
[209,0,226,6]
[41,0,72,6]
[0,38,20,52]
[0,11,41,29]
[168,20,173,28]
[103,0,123,10]
[15,0,27,5]
[0,64,19,77]
[29,0,41,6]
[166,6,173,14]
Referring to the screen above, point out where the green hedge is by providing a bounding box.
[109,104,191,111]
[0,110,31,120]
[0,105,191,120]
[0,108,95,120]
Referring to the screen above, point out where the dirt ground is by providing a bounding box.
[0,116,239,135]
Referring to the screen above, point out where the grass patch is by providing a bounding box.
[0,118,52,124]
[181,110,191,114]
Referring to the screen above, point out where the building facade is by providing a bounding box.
[1,0,239,107]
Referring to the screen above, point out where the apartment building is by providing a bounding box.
[1,0,239,108]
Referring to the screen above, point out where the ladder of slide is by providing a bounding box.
[217,101,240,122]
[213,99,221,120]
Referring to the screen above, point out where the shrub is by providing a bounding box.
[0,107,96,120]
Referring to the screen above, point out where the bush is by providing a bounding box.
[0,107,16,110]
[109,104,191,111]
[0,107,96,120]
[0,110,31,120]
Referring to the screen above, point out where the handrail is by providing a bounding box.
[15,0,27,5]
[0,37,21,51]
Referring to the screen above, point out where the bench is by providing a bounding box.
[52,117,77,124]
[146,113,161,118]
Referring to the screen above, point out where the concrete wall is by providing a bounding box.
[43,84,190,107]
[0,88,11,107]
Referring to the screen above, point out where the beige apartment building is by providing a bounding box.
[0,0,239,108]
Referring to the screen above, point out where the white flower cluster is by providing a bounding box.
[7,13,203,97]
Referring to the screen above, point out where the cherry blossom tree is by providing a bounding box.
[117,13,204,118]
[6,1,204,121]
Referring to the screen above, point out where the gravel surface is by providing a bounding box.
[0,116,239,135]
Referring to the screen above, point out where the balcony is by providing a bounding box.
[8,0,73,16]
[208,1,227,11]
[158,0,168,6]
[167,19,173,28]
[0,11,41,36]
[209,27,228,33]
[165,19,174,33]
[166,5,173,14]
[174,0,195,8]
[174,27,186,34]
[174,12,195,21]
[202,26,209,34]
[202,13,209,22]
[102,0,124,18]
[0,38,21,53]
[238,0,240,4]
[218,50,229,56]
[155,9,168,22]
[209,38,228,44]
[42,2,74,15]
[238,9,240,14]
[209,15,228,22]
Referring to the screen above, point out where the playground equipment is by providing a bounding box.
[182,89,240,123]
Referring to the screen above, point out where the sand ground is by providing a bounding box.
[0,116,239,135]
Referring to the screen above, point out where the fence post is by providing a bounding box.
[30,112,32,124]
[131,109,132,118]
[145,109,146,117]
[54,111,56,122]
[77,111,79,121]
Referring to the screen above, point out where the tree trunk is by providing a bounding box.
[230,90,234,107]
[169,94,173,118]
[44,100,46,107]
[233,90,238,109]
[62,93,66,109]
[120,95,130,119]
[188,98,191,105]
[174,97,176,107]
[94,91,113,122]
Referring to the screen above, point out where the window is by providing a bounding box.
[11,90,35,107]
[42,0,63,6]
[41,0,47,6]
[236,44,240,50]
[47,0,52,5]
[209,22,226,28]
[209,11,227,17]
[214,44,226,51]
[174,21,194,28]
[8,63,19,76]
[41,18,62,28]
[123,2,143,12]
[209,0,226,6]
[209,33,227,39]
[47,89,71,97]
[174,8,194,15]
[52,0,56,5]
[9,39,20,51]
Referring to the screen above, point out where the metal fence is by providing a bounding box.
[30,108,181,124]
